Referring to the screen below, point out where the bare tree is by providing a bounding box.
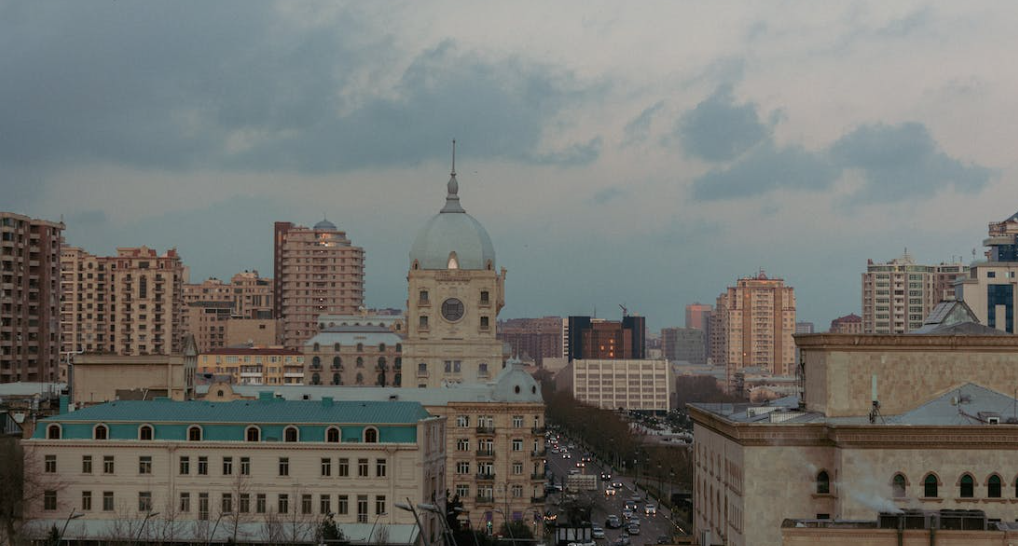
[222,472,253,543]
[0,440,64,546]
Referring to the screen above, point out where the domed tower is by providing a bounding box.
[403,147,506,388]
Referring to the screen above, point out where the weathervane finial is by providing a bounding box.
[451,139,457,176]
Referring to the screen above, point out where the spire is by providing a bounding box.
[441,139,465,213]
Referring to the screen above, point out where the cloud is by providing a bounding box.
[830,122,994,203]
[623,102,664,146]
[675,85,771,162]
[591,187,626,205]
[691,142,838,200]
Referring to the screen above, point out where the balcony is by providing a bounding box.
[475,496,494,505]
[475,426,495,435]
[531,426,546,434]
[531,450,545,458]
[475,449,495,458]
[475,473,495,481]
[531,473,546,481]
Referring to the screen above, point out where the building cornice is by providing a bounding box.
[794,333,1018,350]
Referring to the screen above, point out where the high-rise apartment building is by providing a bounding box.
[685,303,713,363]
[274,220,365,349]
[829,313,863,334]
[956,211,1018,333]
[661,327,706,365]
[497,316,563,366]
[711,272,796,385]
[60,246,184,363]
[862,253,967,334]
[181,271,275,352]
[0,213,64,383]
[566,315,646,362]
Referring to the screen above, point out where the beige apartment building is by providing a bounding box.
[24,397,446,545]
[181,271,276,352]
[200,361,546,531]
[403,168,507,388]
[711,272,796,388]
[0,212,63,383]
[60,246,185,365]
[225,318,281,347]
[274,220,365,349]
[692,332,1018,546]
[303,326,402,386]
[198,347,305,385]
[861,253,966,334]
[183,271,273,319]
[555,359,672,412]
[72,335,197,405]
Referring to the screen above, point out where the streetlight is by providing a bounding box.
[417,503,456,546]
[135,511,160,546]
[368,511,389,544]
[59,511,83,542]
[395,499,430,546]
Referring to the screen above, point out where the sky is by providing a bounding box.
[3,1,1018,331]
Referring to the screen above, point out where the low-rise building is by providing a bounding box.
[303,325,403,387]
[225,318,281,347]
[24,397,445,544]
[556,359,672,412]
[71,336,197,405]
[198,348,304,386]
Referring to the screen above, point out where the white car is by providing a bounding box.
[605,487,616,496]
[645,503,657,516]
[592,526,606,539]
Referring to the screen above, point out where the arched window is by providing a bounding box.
[246,426,260,442]
[188,426,202,441]
[46,424,61,439]
[356,357,364,367]
[139,425,154,441]
[377,372,386,387]
[379,343,386,352]
[816,471,830,495]
[312,372,321,385]
[924,474,939,498]
[94,424,109,440]
[357,343,364,352]
[332,356,341,370]
[284,426,299,443]
[892,474,907,498]
[334,343,341,352]
[332,373,341,385]
[394,372,402,387]
[378,357,387,369]
[988,475,1002,498]
[356,372,364,385]
[312,356,321,369]
[313,343,320,352]
[960,474,975,498]
[364,428,378,443]
[326,427,340,443]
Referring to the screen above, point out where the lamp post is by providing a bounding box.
[417,503,456,546]
[368,511,389,544]
[59,511,84,543]
[135,511,159,546]
[395,499,430,546]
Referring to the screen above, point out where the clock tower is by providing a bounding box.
[403,154,506,387]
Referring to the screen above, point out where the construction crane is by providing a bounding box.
[619,304,628,317]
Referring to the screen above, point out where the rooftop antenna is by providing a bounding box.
[868,374,885,424]
[451,139,456,177]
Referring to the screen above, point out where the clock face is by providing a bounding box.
[441,298,465,322]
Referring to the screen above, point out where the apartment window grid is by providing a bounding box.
[376,459,387,478]
[82,491,92,511]
[239,493,250,514]
[103,492,114,512]
[339,458,350,477]
[279,457,290,476]
[320,495,331,515]
[179,456,190,475]
[457,438,470,451]
[82,455,92,474]
[512,439,523,452]
[44,491,57,511]
[198,456,208,476]
[375,495,386,515]
[45,455,56,473]
[103,456,114,474]
[179,493,190,513]
[278,494,289,514]
[222,493,233,514]
[338,495,349,515]
[138,456,152,475]
[222,457,233,475]
[455,484,470,498]
[321,458,332,476]
[456,461,470,474]
[138,491,152,512]
[256,494,267,514]
[358,458,369,477]
[199,493,209,520]
[512,415,524,427]
[357,495,368,523]
[240,457,250,475]
[301,494,312,515]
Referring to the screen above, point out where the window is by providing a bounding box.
[188,426,202,441]
[82,455,92,474]
[103,491,115,511]
[960,474,974,498]
[419,290,428,302]
[179,457,190,475]
[240,457,250,475]
[988,475,1002,498]
[222,493,233,514]
[139,425,153,440]
[240,493,250,513]
[376,495,386,515]
[357,495,368,523]
[457,438,470,451]
[279,457,290,476]
[511,485,523,498]
[103,456,115,474]
[222,457,233,475]
[44,491,57,511]
[892,474,906,498]
[816,471,830,495]
[512,439,523,452]
[339,458,350,477]
[180,492,190,513]
[376,459,387,477]
[284,426,299,442]
[924,474,938,498]
[419,316,428,328]
[198,456,208,476]
[327,427,340,443]
[512,415,524,428]
[332,356,342,369]
[321,458,332,477]
[139,491,153,512]
[456,415,470,427]
[139,456,152,475]
[301,494,312,515]
[256,494,266,514]
[338,495,349,515]
[512,462,523,475]
[199,493,209,520]
[456,461,470,474]
[480,316,489,330]
[82,491,92,511]
[320,495,332,515]
[364,428,378,443]
[480,291,489,304]
[94,424,108,440]
[246,426,260,442]
[358,458,369,477]
[278,494,289,514]
[455,484,469,498]
[46,424,60,439]
[45,455,56,473]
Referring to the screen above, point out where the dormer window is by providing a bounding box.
[188,426,202,442]
[46,424,61,439]
[284,426,299,443]
[94,424,109,440]
[139,425,154,440]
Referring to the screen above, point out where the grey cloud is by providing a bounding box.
[876,6,932,38]
[590,187,625,205]
[623,102,664,146]
[830,122,994,203]
[676,85,770,162]
[529,137,603,166]
[691,142,838,200]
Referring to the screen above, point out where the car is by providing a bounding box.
[605,515,622,529]
[576,461,585,467]
[604,487,616,496]
[628,516,640,527]
[582,455,593,462]
[624,500,637,511]
[567,542,595,546]
[563,453,572,459]
[600,472,612,481]
[626,524,641,536]
[592,526,606,539]
[612,535,631,546]
[644,503,657,516]
[568,443,576,449]
[612,481,624,489]
[621,508,633,519]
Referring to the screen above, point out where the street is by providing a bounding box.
[542,437,685,546]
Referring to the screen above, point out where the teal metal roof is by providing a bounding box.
[44,399,431,424]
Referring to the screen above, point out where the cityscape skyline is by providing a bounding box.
[5,2,1017,332]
